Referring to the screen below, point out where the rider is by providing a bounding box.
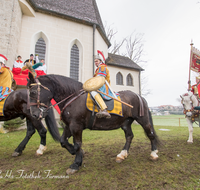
[0,54,13,101]
[23,54,40,78]
[13,55,24,68]
[191,75,200,110]
[24,54,38,65]
[34,59,47,73]
[90,50,118,119]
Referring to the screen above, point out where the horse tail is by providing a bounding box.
[44,108,60,142]
[148,109,160,146]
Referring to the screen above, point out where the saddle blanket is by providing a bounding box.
[0,86,12,101]
[0,93,10,116]
[86,93,123,117]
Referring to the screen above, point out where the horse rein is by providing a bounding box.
[28,78,85,117]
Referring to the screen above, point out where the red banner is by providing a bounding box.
[190,46,200,72]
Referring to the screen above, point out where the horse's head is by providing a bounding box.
[180,92,197,117]
[27,72,53,119]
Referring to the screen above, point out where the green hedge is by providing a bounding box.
[3,118,25,131]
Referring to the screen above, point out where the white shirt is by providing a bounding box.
[14,60,24,68]
[35,64,47,73]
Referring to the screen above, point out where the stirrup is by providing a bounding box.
[96,109,111,119]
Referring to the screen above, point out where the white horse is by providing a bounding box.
[180,91,200,143]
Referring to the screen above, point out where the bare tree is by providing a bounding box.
[104,22,117,42]
[110,38,126,55]
[104,22,126,55]
[126,33,145,64]
[104,23,150,96]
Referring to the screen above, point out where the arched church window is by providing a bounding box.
[126,73,133,86]
[116,72,123,85]
[70,44,79,81]
[35,38,46,60]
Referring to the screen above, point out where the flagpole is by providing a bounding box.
[188,41,193,91]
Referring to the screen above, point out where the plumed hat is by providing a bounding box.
[94,50,105,63]
[0,54,8,64]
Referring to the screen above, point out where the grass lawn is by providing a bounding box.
[0,124,200,189]
[152,114,199,127]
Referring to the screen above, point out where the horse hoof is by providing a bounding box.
[12,151,22,157]
[116,150,128,163]
[36,152,43,156]
[36,145,47,156]
[187,141,193,144]
[150,150,159,160]
[66,168,78,175]
[150,156,158,161]
[116,157,124,163]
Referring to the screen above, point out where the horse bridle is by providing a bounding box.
[182,93,199,115]
[28,78,85,118]
[28,78,51,117]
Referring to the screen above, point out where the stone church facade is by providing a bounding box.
[0,0,143,94]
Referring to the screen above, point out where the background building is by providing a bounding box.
[1,0,143,94]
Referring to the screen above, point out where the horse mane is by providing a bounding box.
[39,74,83,97]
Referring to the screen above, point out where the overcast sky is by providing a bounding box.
[96,0,200,107]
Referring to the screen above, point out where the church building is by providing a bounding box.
[1,0,143,95]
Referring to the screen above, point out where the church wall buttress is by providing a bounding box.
[0,0,22,67]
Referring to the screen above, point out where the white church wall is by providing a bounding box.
[108,66,140,94]
[18,12,108,82]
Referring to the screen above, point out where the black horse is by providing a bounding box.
[27,73,159,175]
[0,88,60,156]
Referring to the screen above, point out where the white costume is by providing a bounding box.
[13,60,24,68]
[35,64,47,73]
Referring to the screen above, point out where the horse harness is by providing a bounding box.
[28,79,50,109]
[28,78,144,124]
[182,93,200,122]
[28,78,85,118]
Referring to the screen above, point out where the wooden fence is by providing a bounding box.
[152,116,199,127]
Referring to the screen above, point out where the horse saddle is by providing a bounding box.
[100,98,114,111]
[86,93,123,117]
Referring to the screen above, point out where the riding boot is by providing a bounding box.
[96,109,111,119]
[90,91,111,119]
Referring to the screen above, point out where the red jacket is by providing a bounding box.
[191,83,200,95]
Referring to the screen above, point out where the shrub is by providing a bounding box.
[3,118,26,132]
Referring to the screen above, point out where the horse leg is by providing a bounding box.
[66,125,83,175]
[60,125,76,155]
[23,116,47,156]
[186,117,193,143]
[12,118,35,157]
[137,111,159,160]
[34,120,47,156]
[116,118,134,163]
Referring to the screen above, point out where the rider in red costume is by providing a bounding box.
[191,75,200,110]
